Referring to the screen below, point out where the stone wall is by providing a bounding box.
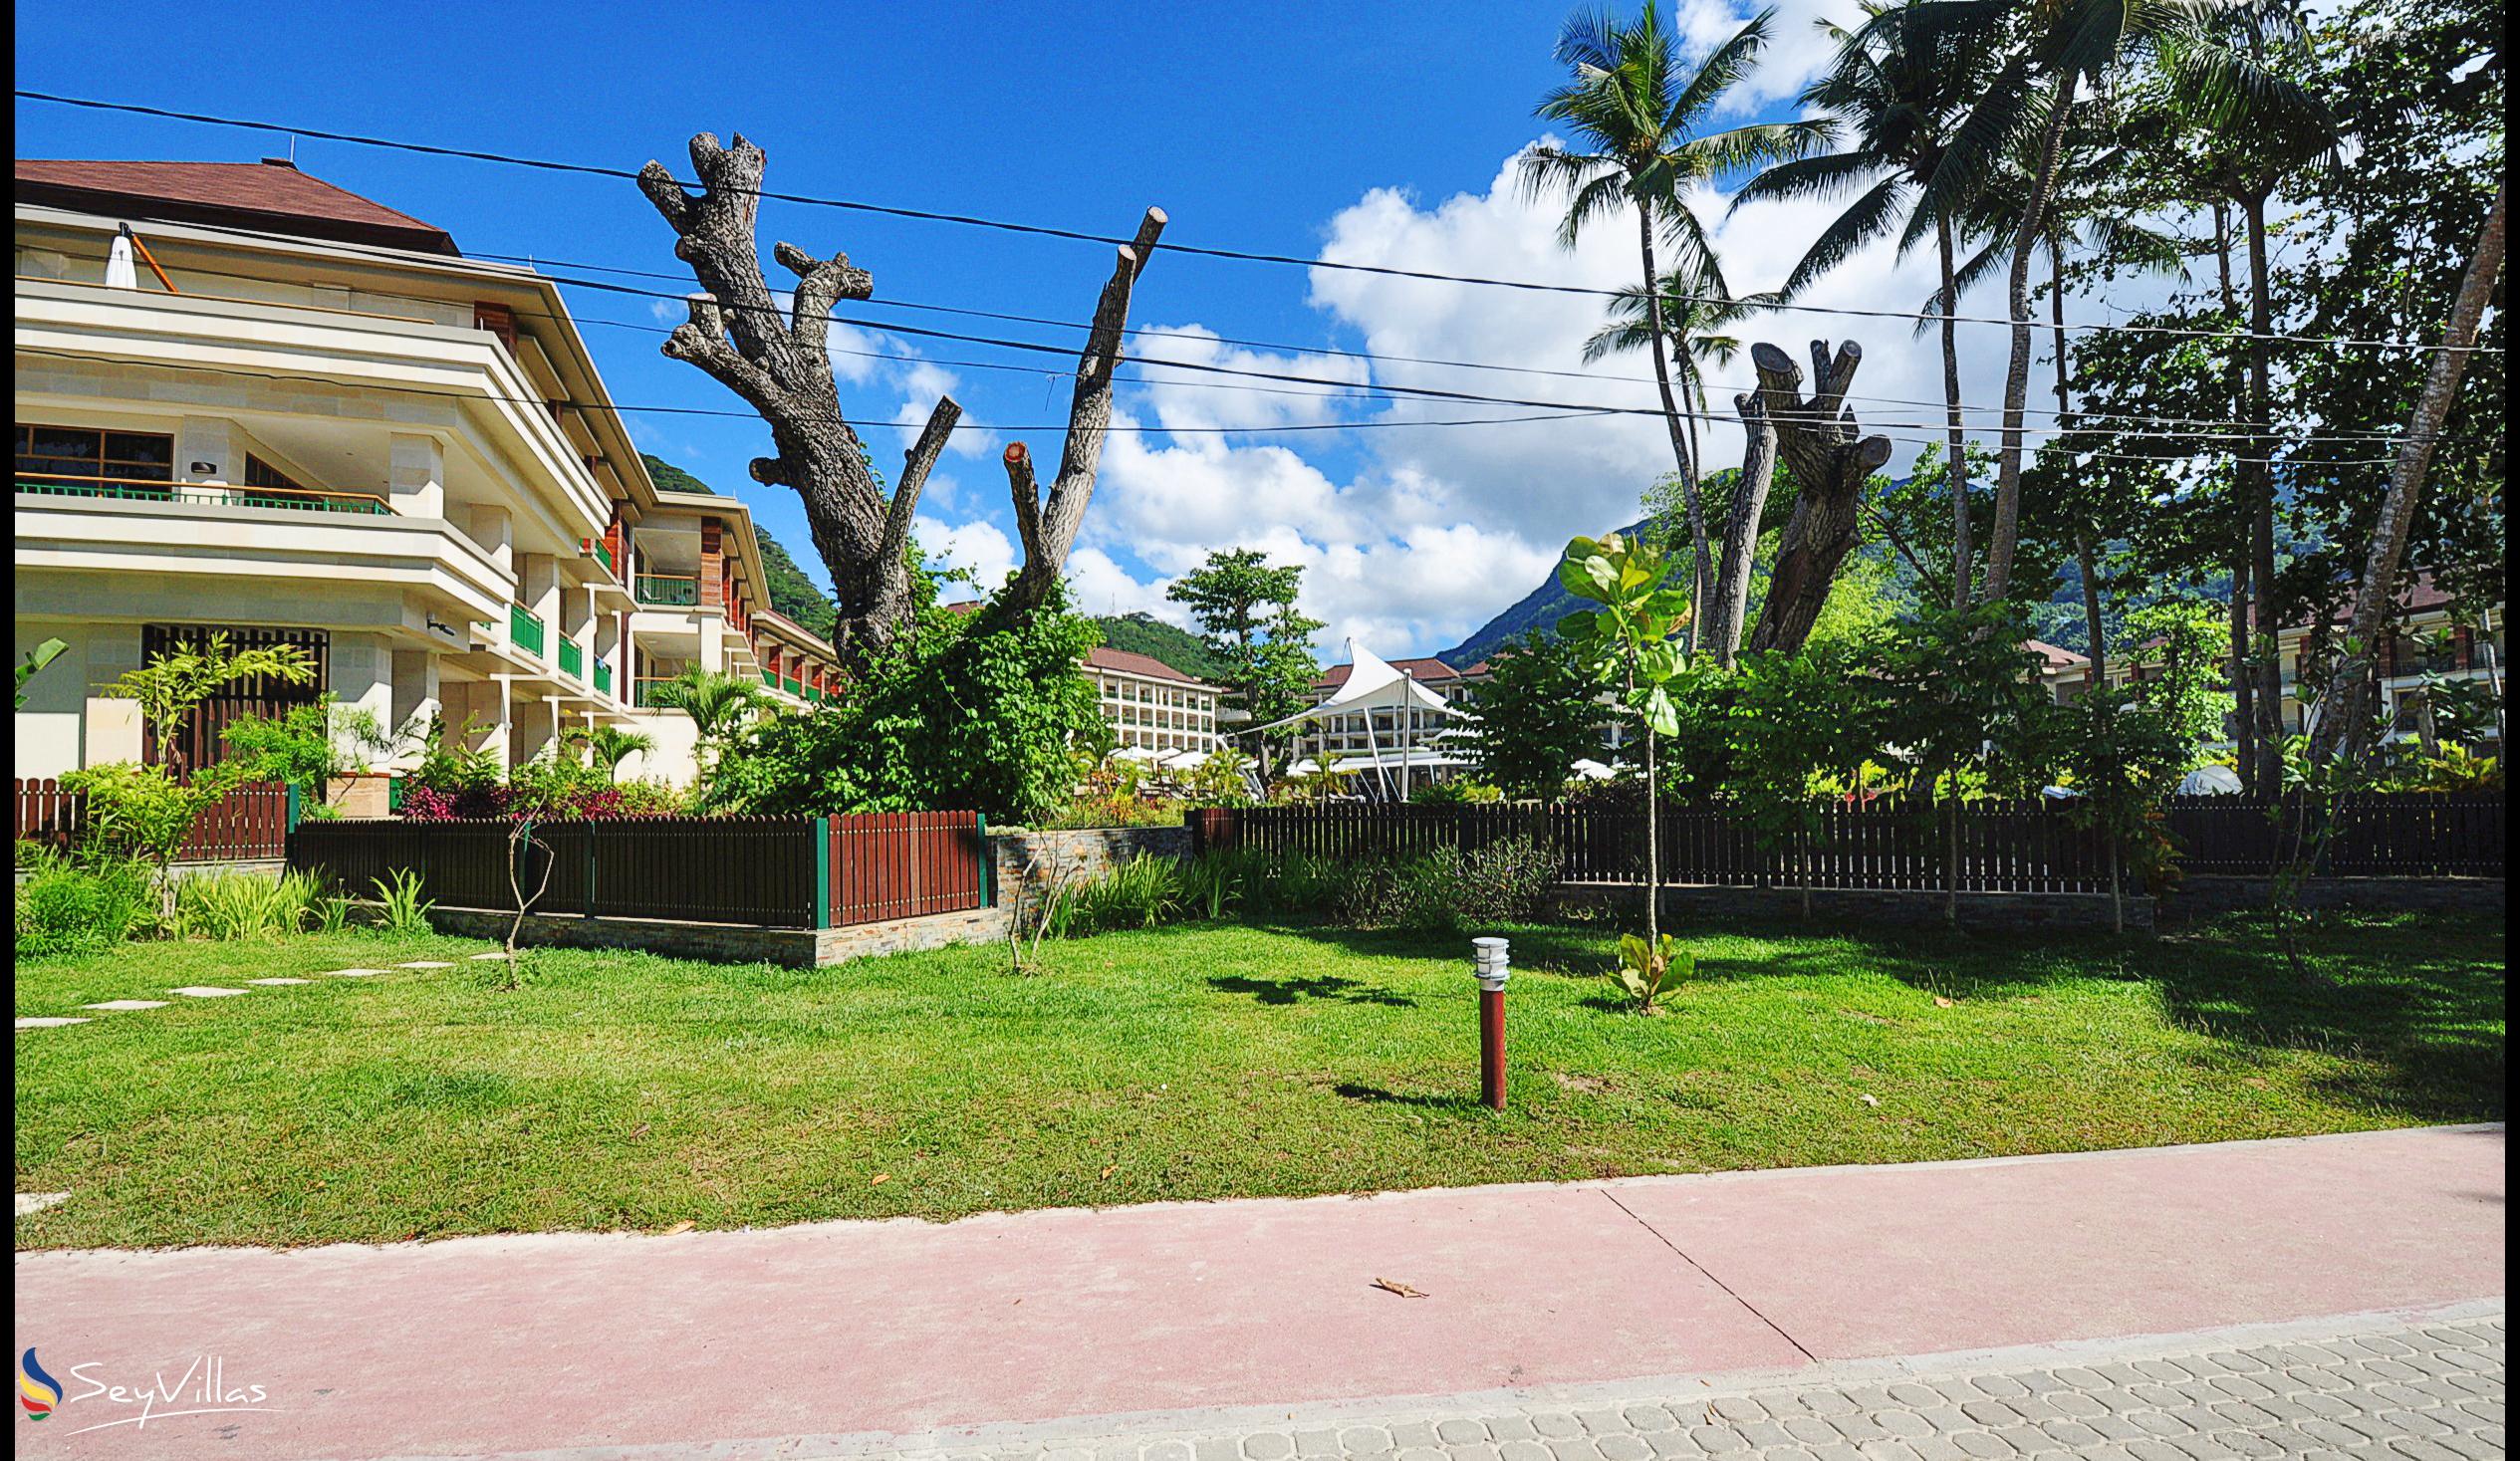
[2162,874,2504,921]
[988,825,1192,904]
[1545,882,2157,933]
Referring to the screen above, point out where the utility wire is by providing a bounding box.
[12,347,2414,466]
[16,89,2501,355]
[19,250,2440,447]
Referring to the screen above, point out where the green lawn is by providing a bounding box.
[13,911,2504,1250]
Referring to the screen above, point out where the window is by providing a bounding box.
[242,454,326,506]
[16,423,175,489]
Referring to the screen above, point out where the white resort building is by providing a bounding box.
[1084,645,1223,758]
[12,156,837,791]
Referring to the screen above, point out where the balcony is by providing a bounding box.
[508,604,546,658]
[558,638,585,680]
[632,676,676,708]
[635,574,700,607]
[594,660,614,697]
[18,472,392,515]
[583,538,618,576]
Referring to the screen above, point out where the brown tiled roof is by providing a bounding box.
[2025,638,2090,670]
[1311,656,1488,691]
[1084,644,1209,686]
[16,159,460,255]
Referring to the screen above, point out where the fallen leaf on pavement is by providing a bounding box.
[1371,1278,1429,1298]
[660,1221,693,1236]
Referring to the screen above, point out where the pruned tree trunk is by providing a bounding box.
[2213,208,2257,783]
[2308,183,2506,770]
[1983,72,2078,606]
[1743,340,1894,656]
[1702,388,1777,666]
[638,132,1161,660]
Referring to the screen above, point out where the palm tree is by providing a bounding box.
[1731,0,1999,610]
[650,667,768,777]
[1904,0,2330,609]
[1520,4,1831,652]
[1578,264,1767,516]
[565,724,658,782]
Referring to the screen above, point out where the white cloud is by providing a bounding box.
[1675,0,1859,118]
[912,514,1016,595]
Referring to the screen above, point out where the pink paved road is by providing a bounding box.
[11,1125,2504,1460]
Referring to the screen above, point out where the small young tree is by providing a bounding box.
[220,694,398,804]
[2062,602,2230,934]
[1555,531,1691,996]
[1727,646,1868,918]
[1165,549,1324,779]
[565,725,658,783]
[1465,632,1611,799]
[65,632,318,914]
[651,666,770,789]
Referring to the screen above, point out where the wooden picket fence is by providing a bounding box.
[13,776,292,861]
[288,811,990,929]
[1195,794,2504,892]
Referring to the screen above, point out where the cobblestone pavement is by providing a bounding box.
[841,1308,2502,1461]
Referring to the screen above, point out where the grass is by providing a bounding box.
[13,910,2503,1250]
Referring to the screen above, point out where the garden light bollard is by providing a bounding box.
[1472,936,1509,1110]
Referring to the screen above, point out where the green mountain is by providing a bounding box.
[1091,612,1233,681]
[639,454,839,638]
[1441,514,1653,667]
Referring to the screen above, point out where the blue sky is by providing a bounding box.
[16,0,2058,658]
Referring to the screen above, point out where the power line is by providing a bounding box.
[58,221,2408,436]
[12,347,2414,466]
[20,247,2439,448]
[17,89,2500,356]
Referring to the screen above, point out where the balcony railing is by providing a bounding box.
[559,638,585,679]
[18,472,393,515]
[508,604,546,658]
[784,676,803,696]
[632,676,676,708]
[594,660,614,696]
[760,670,781,690]
[634,574,699,607]
[583,538,618,575]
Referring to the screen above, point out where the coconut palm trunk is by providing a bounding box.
[1937,214,1974,609]
[2211,204,2259,787]
[1638,210,1706,652]
[2242,189,2284,797]
[1982,72,2077,606]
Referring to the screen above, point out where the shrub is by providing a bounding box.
[167,869,335,941]
[1315,836,1557,931]
[1066,854,1187,933]
[374,868,435,934]
[15,859,151,958]
[1411,779,1504,805]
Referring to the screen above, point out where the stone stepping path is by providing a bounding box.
[14,1192,70,1217]
[20,952,479,1033]
[470,952,514,961]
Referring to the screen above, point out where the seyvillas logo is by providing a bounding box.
[14,1349,281,1434]
[18,1348,61,1420]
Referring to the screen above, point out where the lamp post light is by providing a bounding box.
[1471,936,1509,1110]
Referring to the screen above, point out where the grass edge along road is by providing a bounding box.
[13,910,2503,1250]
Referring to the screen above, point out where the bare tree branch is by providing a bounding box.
[882,395,963,574]
[1702,389,1777,666]
[999,209,1168,616]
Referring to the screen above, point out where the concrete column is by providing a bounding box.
[389,650,442,767]
[519,554,560,664]
[329,634,395,762]
[467,504,515,580]
[176,417,237,494]
[388,433,445,518]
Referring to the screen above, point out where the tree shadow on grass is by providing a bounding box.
[1263,910,2507,1126]
[1331,1082,1480,1112]
[1207,973,1418,1008]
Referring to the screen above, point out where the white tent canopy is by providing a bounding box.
[1246,640,1475,801]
